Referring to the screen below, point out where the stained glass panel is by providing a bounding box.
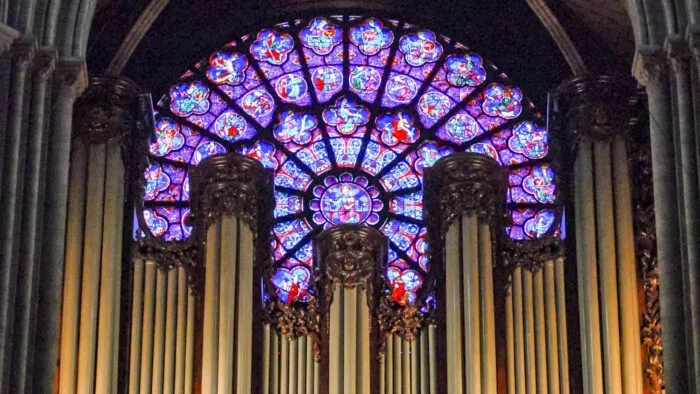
[139,15,561,310]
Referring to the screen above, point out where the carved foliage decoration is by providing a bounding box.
[629,123,663,393]
[553,75,644,144]
[424,152,508,237]
[73,76,142,143]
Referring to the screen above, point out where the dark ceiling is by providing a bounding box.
[86,0,634,109]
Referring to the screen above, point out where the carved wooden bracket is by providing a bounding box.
[552,75,644,145]
[424,152,508,236]
[73,76,142,144]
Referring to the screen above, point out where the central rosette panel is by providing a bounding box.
[310,172,384,227]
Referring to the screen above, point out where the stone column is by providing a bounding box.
[424,152,507,394]
[33,58,87,394]
[57,76,141,394]
[0,38,33,393]
[553,76,644,394]
[188,152,273,394]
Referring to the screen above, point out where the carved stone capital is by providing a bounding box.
[189,152,274,234]
[33,47,58,80]
[0,23,20,53]
[553,75,644,143]
[424,152,507,236]
[54,58,88,96]
[632,46,666,87]
[73,76,142,143]
[10,37,35,68]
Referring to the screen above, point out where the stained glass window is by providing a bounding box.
[139,15,562,310]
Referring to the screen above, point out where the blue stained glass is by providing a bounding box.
[436,111,484,145]
[330,137,362,167]
[322,96,370,135]
[206,51,248,85]
[349,66,382,102]
[398,30,443,66]
[192,141,226,165]
[250,29,295,65]
[483,83,523,120]
[237,88,275,127]
[390,191,423,220]
[274,111,317,145]
[271,266,312,304]
[143,15,561,310]
[413,141,453,174]
[376,111,419,146]
[211,110,256,142]
[381,160,420,192]
[274,218,312,250]
[311,66,343,102]
[361,141,397,175]
[274,190,303,218]
[273,73,309,104]
[300,17,343,55]
[239,140,278,170]
[349,18,394,55]
[294,141,332,174]
[150,118,185,156]
[381,219,420,251]
[508,121,548,159]
[444,52,487,87]
[416,90,454,127]
[169,81,210,116]
[383,73,419,106]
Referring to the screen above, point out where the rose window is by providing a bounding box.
[139,15,562,310]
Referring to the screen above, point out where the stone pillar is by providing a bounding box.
[424,152,507,394]
[0,33,88,394]
[188,152,273,394]
[553,76,644,394]
[32,58,87,394]
[57,76,141,394]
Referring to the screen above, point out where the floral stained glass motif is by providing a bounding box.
[140,15,561,309]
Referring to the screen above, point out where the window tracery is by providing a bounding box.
[137,15,562,312]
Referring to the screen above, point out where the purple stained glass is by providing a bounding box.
[206,51,248,85]
[212,110,255,142]
[150,118,185,156]
[274,111,317,145]
[444,52,486,87]
[417,90,453,126]
[144,15,561,310]
[250,29,295,65]
[323,96,370,135]
[274,73,309,103]
[398,31,442,66]
[169,81,210,116]
[349,66,382,94]
[438,112,483,144]
[349,18,393,55]
[508,121,548,159]
[384,74,419,104]
[483,83,523,119]
[300,17,343,55]
[310,173,383,227]
[311,66,343,101]
[376,111,419,146]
